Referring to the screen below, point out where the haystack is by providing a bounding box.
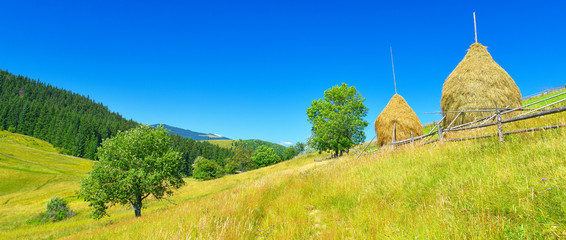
[374,94,423,146]
[441,43,522,126]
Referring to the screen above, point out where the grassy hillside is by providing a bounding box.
[66,111,565,239]
[205,139,235,149]
[1,108,565,239]
[524,88,566,109]
[421,88,566,137]
[0,131,93,239]
[205,139,288,159]
[0,130,327,239]
[59,111,565,239]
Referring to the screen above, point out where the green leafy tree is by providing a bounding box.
[283,142,306,160]
[252,145,281,167]
[192,156,224,180]
[283,146,297,160]
[307,83,368,157]
[230,144,254,172]
[79,125,184,219]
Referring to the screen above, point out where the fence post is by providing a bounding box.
[497,110,504,142]
[411,132,414,145]
[437,122,443,142]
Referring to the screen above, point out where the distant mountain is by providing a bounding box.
[152,124,230,141]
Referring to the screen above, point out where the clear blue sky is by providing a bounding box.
[1,0,565,145]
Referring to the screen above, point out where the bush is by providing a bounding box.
[28,196,75,224]
[7,126,16,133]
[252,146,281,168]
[192,157,224,180]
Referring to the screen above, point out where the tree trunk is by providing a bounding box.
[131,200,142,217]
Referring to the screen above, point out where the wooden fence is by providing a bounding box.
[522,84,566,100]
[349,89,566,160]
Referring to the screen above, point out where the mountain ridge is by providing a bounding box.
[152,124,230,141]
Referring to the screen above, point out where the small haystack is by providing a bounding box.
[375,94,423,146]
[441,43,522,126]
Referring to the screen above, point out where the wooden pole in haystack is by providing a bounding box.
[392,123,396,142]
[390,46,397,94]
[473,12,478,43]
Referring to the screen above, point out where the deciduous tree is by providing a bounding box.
[307,83,368,157]
[252,145,281,167]
[79,125,184,219]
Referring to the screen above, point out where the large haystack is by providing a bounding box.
[374,94,423,146]
[441,43,522,126]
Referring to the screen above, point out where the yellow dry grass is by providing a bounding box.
[2,111,565,239]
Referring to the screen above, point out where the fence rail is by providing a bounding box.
[379,91,565,151]
[388,96,565,148]
[347,85,566,160]
[522,84,566,100]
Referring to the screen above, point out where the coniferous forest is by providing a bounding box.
[0,69,232,176]
[0,69,138,159]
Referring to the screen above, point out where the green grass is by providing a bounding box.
[0,131,94,239]
[203,139,237,149]
[523,88,566,109]
[65,116,566,239]
[420,88,566,135]
[1,110,565,239]
[0,130,328,239]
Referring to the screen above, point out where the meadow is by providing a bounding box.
[72,112,566,239]
[1,104,565,239]
[204,139,235,149]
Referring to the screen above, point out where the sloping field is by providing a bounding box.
[1,110,565,239]
[0,131,328,239]
[63,116,566,239]
[204,139,236,149]
[0,131,93,239]
[524,88,566,109]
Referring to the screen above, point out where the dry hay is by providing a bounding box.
[374,94,423,146]
[441,43,522,126]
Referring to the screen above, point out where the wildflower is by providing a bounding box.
[542,178,547,181]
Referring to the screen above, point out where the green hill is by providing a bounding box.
[69,111,566,239]
[205,139,289,159]
[0,69,138,159]
[0,130,93,238]
[1,107,565,239]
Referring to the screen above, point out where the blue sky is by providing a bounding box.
[1,0,565,145]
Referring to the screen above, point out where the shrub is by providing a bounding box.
[7,126,16,133]
[28,196,75,224]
